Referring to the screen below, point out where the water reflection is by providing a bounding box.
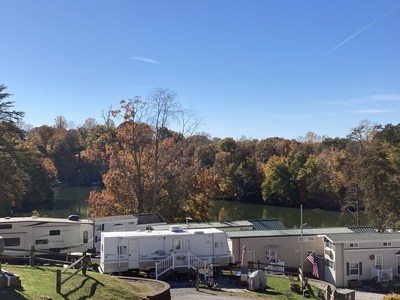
[32,187,369,228]
[209,200,368,228]
[32,186,91,218]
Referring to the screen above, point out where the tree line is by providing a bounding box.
[1,84,399,230]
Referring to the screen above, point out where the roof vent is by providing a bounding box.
[68,215,80,221]
[170,225,184,232]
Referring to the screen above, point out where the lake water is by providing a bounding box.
[209,200,368,228]
[31,187,368,228]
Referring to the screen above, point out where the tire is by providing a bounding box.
[147,269,156,279]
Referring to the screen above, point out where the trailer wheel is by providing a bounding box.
[147,269,156,279]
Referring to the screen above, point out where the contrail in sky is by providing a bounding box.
[130,56,161,64]
[327,6,400,56]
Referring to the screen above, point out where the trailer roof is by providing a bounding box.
[0,216,93,224]
[101,227,224,238]
[226,227,355,238]
[323,232,400,243]
[92,213,165,224]
[151,220,252,231]
[92,215,138,222]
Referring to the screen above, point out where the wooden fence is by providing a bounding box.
[56,252,91,293]
[0,246,92,294]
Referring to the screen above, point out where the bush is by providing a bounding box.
[384,294,400,300]
[289,283,301,293]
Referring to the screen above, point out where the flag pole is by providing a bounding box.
[300,204,304,292]
[302,251,315,264]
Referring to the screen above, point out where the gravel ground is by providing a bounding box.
[168,279,262,300]
[168,276,387,300]
[121,275,387,300]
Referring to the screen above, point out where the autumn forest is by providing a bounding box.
[1,84,400,231]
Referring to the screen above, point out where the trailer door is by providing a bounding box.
[128,240,139,269]
[173,238,184,254]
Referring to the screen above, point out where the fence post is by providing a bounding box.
[196,268,199,291]
[30,246,35,267]
[82,252,87,276]
[56,269,61,293]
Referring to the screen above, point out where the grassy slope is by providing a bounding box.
[1,265,319,300]
[1,265,148,300]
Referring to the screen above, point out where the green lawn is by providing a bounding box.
[0,265,148,300]
[227,275,320,300]
[1,265,320,300]
[260,276,319,299]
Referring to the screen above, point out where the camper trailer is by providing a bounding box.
[100,226,233,278]
[92,213,166,254]
[0,216,94,257]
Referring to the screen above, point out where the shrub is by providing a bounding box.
[289,283,301,293]
[384,294,400,300]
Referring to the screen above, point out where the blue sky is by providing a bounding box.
[1,0,399,140]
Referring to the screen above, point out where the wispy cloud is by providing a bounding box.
[369,94,400,101]
[324,93,400,106]
[327,6,400,56]
[129,56,162,64]
[352,109,391,114]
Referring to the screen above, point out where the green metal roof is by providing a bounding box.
[226,227,355,238]
[249,219,286,230]
[324,233,400,243]
[348,226,376,233]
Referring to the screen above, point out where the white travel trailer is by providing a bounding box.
[100,226,233,278]
[0,216,94,257]
[92,213,166,254]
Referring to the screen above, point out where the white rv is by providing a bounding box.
[0,216,94,257]
[92,213,166,254]
[100,226,233,278]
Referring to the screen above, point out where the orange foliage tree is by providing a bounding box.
[88,88,208,222]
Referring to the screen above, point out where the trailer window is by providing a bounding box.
[0,224,12,229]
[49,230,61,236]
[215,242,223,248]
[348,262,361,275]
[83,231,89,243]
[174,239,181,250]
[185,240,190,252]
[118,246,127,255]
[35,239,49,245]
[4,238,20,246]
[95,225,102,231]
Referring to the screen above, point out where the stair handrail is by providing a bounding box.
[155,252,208,279]
[156,254,174,279]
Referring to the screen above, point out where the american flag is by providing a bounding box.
[306,252,319,278]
